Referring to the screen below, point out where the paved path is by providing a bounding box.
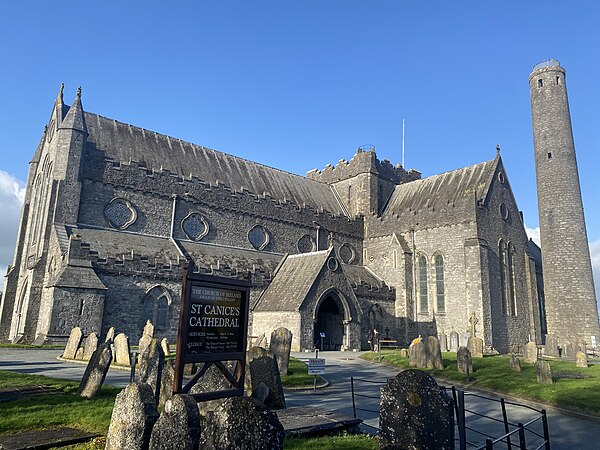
[1,348,599,449]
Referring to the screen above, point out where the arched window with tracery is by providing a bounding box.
[368,303,384,332]
[143,286,171,329]
[499,240,516,316]
[418,254,429,314]
[434,254,445,313]
[508,243,517,315]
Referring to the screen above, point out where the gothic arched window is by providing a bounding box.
[418,255,429,314]
[508,243,517,315]
[434,254,445,313]
[499,240,516,316]
[143,286,171,329]
[368,304,384,332]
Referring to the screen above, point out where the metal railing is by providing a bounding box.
[533,59,561,71]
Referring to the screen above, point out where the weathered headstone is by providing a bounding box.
[190,361,236,417]
[75,347,84,360]
[246,347,286,409]
[535,360,553,384]
[562,342,574,358]
[149,394,200,450]
[159,360,175,409]
[576,351,588,368]
[379,369,454,450]
[251,382,270,405]
[408,341,428,369]
[255,333,266,349]
[544,335,560,357]
[427,336,444,370]
[509,354,521,372]
[138,338,165,401]
[459,332,469,348]
[578,339,588,356]
[270,327,293,377]
[523,341,538,363]
[449,331,459,352]
[82,332,99,361]
[63,327,83,359]
[457,347,473,374]
[105,383,159,450]
[143,320,155,337]
[77,342,112,398]
[399,348,409,358]
[439,333,448,352]
[114,333,131,366]
[468,337,484,358]
[105,326,116,343]
[160,338,170,357]
[138,334,153,364]
[200,397,284,450]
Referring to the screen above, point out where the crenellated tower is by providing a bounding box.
[529,60,600,347]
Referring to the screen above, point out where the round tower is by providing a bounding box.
[529,60,600,348]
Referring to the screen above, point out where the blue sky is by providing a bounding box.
[0,1,599,293]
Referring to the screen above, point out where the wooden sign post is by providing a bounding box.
[173,264,251,401]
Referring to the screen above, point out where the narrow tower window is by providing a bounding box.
[418,255,428,314]
[435,254,445,313]
[547,152,552,160]
[537,79,543,88]
[556,76,561,85]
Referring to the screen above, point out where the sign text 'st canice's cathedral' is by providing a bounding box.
[1,62,597,353]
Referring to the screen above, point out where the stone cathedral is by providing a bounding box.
[0,62,596,354]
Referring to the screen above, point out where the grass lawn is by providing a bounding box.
[281,357,325,388]
[361,350,600,415]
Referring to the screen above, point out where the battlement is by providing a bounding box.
[307,148,421,185]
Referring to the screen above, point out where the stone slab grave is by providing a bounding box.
[0,427,99,450]
[82,332,99,361]
[246,346,286,409]
[77,341,113,398]
[270,327,293,376]
[62,327,83,359]
[276,406,362,437]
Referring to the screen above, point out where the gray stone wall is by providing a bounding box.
[251,312,302,351]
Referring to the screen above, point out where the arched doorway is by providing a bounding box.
[313,292,345,351]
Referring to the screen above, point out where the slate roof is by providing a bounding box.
[382,158,498,216]
[83,111,346,216]
[254,250,331,312]
[342,264,385,289]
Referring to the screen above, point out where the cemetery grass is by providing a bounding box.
[361,351,600,415]
[282,357,325,388]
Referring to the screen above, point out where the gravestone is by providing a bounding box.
[457,347,472,374]
[200,397,284,450]
[143,320,155,337]
[509,354,521,372]
[379,369,454,450]
[105,327,116,343]
[159,361,175,409]
[562,342,574,358]
[449,331,459,352]
[75,347,84,360]
[246,347,286,409]
[160,338,170,357]
[535,361,553,384]
[578,340,587,356]
[190,361,237,417]
[82,332,99,361]
[459,332,469,348]
[427,336,444,369]
[255,333,266,349]
[138,338,165,401]
[576,351,588,368]
[105,383,159,450]
[251,382,270,405]
[114,333,131,366]
[439,333,448,352]
[149,394,200,450]
[399,348,409,358]
[544,335,560,357]
[138,335,153,364]
[408,341,428,369]
[77,342,112,398]
[523,342,538,363]
[468,337,484,358]
[270,327,293,376]
[63,327,83,359]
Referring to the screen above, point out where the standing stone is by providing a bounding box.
[427,336,444,369]
[200,397,284,450]
[114,333,131,366]
[379,369,454,450]
[75,347,84,360]
[159,361,175,409]
[105,383,159,450]
[439,333,448,352]
[457,347,473,374]
[255,333,266,349]
[63,327,83,359]
[523,341,538,363]
[544,334,560,357]
[143,320,155,337]
[399,348,409,358]
[160,338,170,357]
[449,331,459,352]
[138,338,165,401]
[149,394,200,450]
[138,334,153,363]
[77,342,113,398]
[270,327,293,376]
[509,354,521,372]
[535,360,553,384]
[246,347,286,409]
[408,341,428,369]
[468,337,484,358]
[82,332,99,361]
[576,351,588,368]
[105,326,116,343]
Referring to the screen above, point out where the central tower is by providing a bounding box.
[529,60,600,349]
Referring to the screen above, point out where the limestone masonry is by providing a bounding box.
[1,61,597,354]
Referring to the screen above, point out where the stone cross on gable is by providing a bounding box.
[468,312,478,338]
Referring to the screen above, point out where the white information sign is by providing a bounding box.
[308,358,326,375]
[591,335,597,349]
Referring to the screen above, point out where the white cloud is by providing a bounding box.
[525,225,540,246]
[0,170,25,292]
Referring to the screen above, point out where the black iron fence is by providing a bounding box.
[350,376,551,450]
